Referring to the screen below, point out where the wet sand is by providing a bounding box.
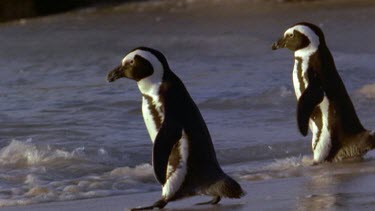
[0,180,294,211]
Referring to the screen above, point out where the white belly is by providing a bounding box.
[312,97,331,162]
[162,131,189,199]
[292,58,308,98]
[142,95,189,197]
[293,57,332,162]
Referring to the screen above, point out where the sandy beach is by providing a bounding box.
[1,0,375,210]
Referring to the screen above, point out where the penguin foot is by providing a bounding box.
[196,196,221,205]
[130,199,167,210]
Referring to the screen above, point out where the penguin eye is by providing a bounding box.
[288,33,294,38]
[129,59,135,66]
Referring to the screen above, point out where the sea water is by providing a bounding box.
[0,0,375,207]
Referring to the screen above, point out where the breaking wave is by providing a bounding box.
[0,139,156,207]
[0,139,84,167]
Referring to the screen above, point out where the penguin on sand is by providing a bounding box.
[272,22,375,164]
[107,47,244,210]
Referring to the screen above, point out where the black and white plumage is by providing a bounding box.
[272,22,375,163]
[107,47,244,210]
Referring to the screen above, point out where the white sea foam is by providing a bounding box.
[240,156,313,181]
[110,163,154,182]
[266,156,313,171]
[0,139,76,167]
[0,140,158,207]
[0,165,157,207]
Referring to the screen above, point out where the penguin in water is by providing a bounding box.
[107,47,244,210]
[272,22,375,164]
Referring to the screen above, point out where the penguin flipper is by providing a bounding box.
[153,118,182,185]
[297,77,324,136]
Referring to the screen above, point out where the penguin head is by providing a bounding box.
[272,22,325,54]
[107,47,169,93]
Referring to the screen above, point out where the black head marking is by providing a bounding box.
[285,30,311,51]
[272,22,325,52]
[126,54,154,81]
[107,54,154,82]
[107,47,171,82]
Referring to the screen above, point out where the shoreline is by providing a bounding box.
[0,181,288,211]
[4,157,375,211]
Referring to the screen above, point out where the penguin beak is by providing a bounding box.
[107,65,125,82]
[271,37,286,50]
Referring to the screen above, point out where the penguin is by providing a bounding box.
[271,22,375,164]
[107,47,244,210]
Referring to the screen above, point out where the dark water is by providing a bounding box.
[0,0,375,207]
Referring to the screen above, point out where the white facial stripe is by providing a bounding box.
[286,25,320,57]
[122,50,158,67]
[285,25,320,46]
[284,28,294,37]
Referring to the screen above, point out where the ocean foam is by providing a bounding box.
[0,140,158,207]
[0,139,76,167]
[266,156,313,171]
[110,163,154,182]
[240,156,313,181]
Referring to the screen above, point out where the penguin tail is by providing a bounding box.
[208,175,245,199]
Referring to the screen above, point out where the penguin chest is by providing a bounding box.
[292,57,308,98]
[293,57,332,162]
[142,95,164,143]
[141,95,190,198]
